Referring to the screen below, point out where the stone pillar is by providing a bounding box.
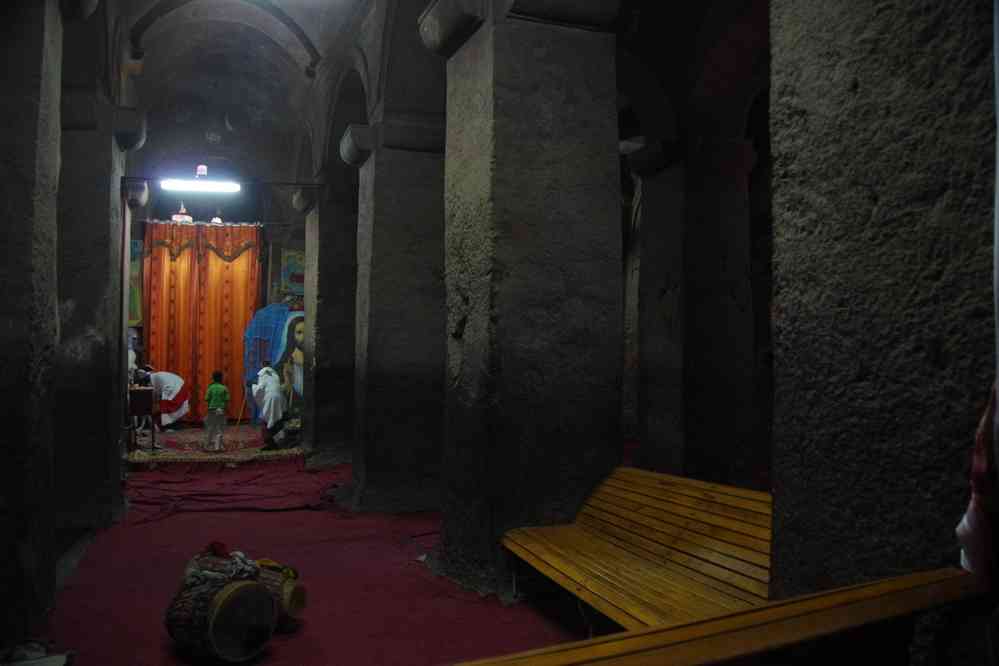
[340,120,445,510]
[55,90,144,531]
[303,188,356,454]
[683,135,762,489]
[770,5,992,661]
[629,146,686,474]
[0,0,63,645]
[420,0,623,577]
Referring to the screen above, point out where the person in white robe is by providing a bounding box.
[252,367,285,430]
[146,367,191,429]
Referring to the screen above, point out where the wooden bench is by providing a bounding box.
[502,466,773,630]
[459,567,982,665]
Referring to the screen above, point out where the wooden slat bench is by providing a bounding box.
[502,466,773,630]
[460,567,982,665]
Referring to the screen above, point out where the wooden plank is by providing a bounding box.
[458,568,981,665]
[545,526,751,613]
[576,515,769,600]
[581,499,770,570]
[577,516,764,607]
[599,476,772,528]
[502,534,649,630]
[586,493,770,556]
[531,527,738,618]
[577,498,770,569]
[614,466,772,504]
[578,505,769,585]
[591,484,772,541]
[503,530,684,628]
[609,468,772,516]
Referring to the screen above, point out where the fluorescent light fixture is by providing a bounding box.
[161,178,241,193]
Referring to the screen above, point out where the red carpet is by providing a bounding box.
[47,461,576,665]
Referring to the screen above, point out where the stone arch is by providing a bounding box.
[302,61,369,455]
[325,65,369,209]
[686,0,769,135]
[130,0,320,76]
[294,127,314,183]
[682,0,771,490]
[618,49,677,144]
[327,0,445,509]
[616,47,688,473]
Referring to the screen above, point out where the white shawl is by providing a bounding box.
[252,367,285,428]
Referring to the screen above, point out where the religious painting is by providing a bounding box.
[273,311,305,419]
[280,248,305,296]
[128,239,143,326]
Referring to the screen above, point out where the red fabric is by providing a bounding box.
[158,382,191,416]
[48,462,575,665]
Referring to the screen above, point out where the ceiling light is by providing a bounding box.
[161,178,241,193]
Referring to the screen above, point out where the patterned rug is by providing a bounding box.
[158,424,264,452]
[127,424,302,467]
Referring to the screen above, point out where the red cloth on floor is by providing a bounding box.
[124,458,337,525]
[159,382,191,416]
[49,462,575,665]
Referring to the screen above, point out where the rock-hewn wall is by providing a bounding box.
[56,100,126,534]
[771,0,994,659]
[0,0,63,646]
[437,11,622,580]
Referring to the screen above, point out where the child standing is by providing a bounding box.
[204,370,230,452]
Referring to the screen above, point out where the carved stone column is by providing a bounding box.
[420,0,623,579]
[683,135,762,488]
[339,118,445,510]
[302,183,357,455]
[627,143,687,474]
[56,87,146,532]
[0,0,64,646]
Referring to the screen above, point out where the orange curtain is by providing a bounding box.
[143,223,261,422]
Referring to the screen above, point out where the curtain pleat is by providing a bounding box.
[143,223,262,422]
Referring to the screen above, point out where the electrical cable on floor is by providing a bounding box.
[408,531,440,539]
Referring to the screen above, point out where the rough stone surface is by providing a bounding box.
[353,147,445,508]
[304,69,367,454]
[684,135,767,490]
[438,16,622,581]
[0,0,63,647]
[634,167,686,474]
[621,177,639,440]
[55,95,126,533]
[305,200,357,452]
[771,0,994,661]
[380,0,446,119]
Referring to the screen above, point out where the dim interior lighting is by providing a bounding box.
[161,178,241,193]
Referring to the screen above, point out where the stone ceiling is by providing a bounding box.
[125,0,360,221]
[127,0,358,183]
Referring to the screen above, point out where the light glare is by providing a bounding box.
[161,178,241,193]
